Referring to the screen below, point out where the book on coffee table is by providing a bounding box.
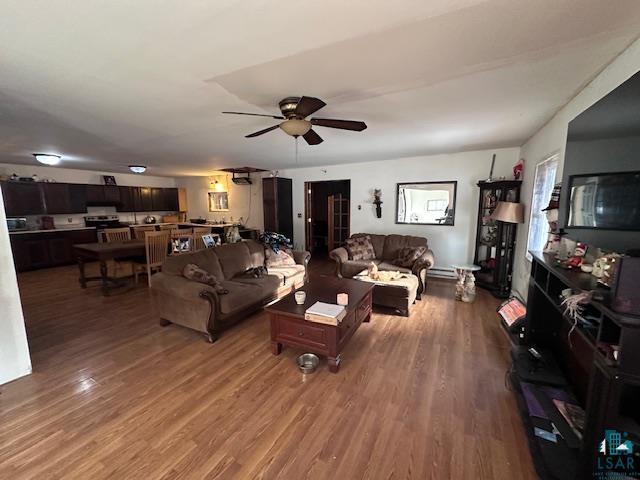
[305,301,346,325]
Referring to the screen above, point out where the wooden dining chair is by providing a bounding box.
[170,232,194,255]
[103,228,133,278]
[132,225,156,240]
[135,231,170,287]
[104,227,131,242]
[192,227,211,251]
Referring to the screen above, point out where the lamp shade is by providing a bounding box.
[279,119,311,137]
[491,201,524,223]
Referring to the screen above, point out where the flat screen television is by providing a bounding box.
[567,171,640,231]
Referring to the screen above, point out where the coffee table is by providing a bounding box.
[266,277,373,373]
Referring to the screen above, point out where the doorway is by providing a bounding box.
[304,180,350,257]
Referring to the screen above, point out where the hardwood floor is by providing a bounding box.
[0,262,537,479]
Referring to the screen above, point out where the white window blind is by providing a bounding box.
[526,155,559,261]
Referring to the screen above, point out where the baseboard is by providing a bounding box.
[428,267,457,279]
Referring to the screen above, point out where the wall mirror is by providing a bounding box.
[208,191,229,211]
[396,181,457,225]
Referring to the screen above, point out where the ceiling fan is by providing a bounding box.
[222,96,367,145]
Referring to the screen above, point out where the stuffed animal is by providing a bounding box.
[564,242,587,269]
[367,262,379,280]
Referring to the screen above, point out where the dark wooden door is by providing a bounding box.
[328,194,350,251]
[1,182,45,216]
[262,177,293,241]
[42,183,72,214]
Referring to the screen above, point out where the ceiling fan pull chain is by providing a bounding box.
[295,136,299,165]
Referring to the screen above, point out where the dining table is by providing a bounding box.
[74,240,146,296]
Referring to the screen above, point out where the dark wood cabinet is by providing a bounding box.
[117,186,135,212]
[1,182,44,216]
[2,181,179,216]
[473,180,522,298]
[134,187,153,212]
[165,188,179,211]
[263,177,293,241]
[85,184,105,204]
[151,187,166,211]
[9,229,98,272]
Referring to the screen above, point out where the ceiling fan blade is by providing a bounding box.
[311,118,367,131]
[245,124,280,138]
[223,111,284,119]
[294,96,326,118]
[302,129,323,145]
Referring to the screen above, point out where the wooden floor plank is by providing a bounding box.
[0,261,537,479]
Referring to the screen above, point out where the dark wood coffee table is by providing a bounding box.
[266,277,373,372]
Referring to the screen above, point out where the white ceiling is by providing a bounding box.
[1,0,639,177]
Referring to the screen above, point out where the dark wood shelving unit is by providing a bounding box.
[473,180,521,298]
[512,251,640,479]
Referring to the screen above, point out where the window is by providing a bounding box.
[526,154,559,261]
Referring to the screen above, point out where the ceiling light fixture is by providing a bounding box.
[33,153,61,166]
[279,119,311,137]
[129,165,146,174]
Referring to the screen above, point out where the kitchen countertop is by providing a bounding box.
[9,226,97,235]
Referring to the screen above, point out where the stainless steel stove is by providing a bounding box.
[84,215,127,229]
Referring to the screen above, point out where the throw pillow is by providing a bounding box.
[183,264,229,294]
[345,235,376,261]
[265,248,296,267]
[393,246,427,268]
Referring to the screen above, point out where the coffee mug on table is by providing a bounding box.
[337,293,348,306]
[295,291,306,305]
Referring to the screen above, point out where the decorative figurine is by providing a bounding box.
[564,242,587,269]
[513,158,525,180]
[373,189,383,218]
[542,184,563,254]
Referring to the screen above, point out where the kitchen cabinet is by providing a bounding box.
[1,182,45,216]
[117,186,135,212]
[104,185,120,204]
[41,183,87,214]
[68,184,88,212]
[151,187,165,211]
[166,188,179,211]
[134,187,153,211]
[85,184,105,204]
[9,229,98,272]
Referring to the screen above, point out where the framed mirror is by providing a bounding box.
[396,181,457,225]
[208,191,229,211]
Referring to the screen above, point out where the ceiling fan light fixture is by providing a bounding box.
[280,119,311,137]
[129,165,146,174]
[33,153,61,165]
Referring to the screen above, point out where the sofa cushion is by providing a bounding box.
[377,261,412,274]
[382,234,428,261]
[163,248,224,279]
[268,264,305,284]
[345,235,376,260]
[393,246,427,268]
[182,264,229,294]
[215,242,253,279]
[265,248,296,267]
[244,240,267,268]
[352,233,386,258]
[232,274,281,299]
[217,280,264,315]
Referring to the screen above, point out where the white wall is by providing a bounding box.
[512,38,640,300]
[0,163,178,228]
[278,147,521,272]
[0,188,31,385]
[175,173,264,230]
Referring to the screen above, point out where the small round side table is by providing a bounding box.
[451,264,481,303]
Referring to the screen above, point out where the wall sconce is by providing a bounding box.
[373,189,382,218]
[210,177,226,192]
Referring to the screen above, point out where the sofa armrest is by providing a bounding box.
[412,248,435,297]
[329,246,349,278]
[292,250,311,282]
[150,273,221,338]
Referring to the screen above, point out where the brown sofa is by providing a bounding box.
[329,233,434,297]
[151,240,310,342]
